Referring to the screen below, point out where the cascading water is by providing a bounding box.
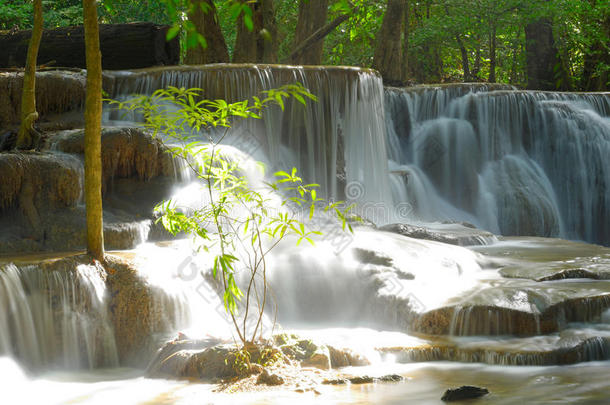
[0,259,118,370]
[105,65,394,219]
[385,84,610,245]
[2,67,610,404]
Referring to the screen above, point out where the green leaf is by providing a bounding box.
[166,24,180,41]
[244,13,254,31]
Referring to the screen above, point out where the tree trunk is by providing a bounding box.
[456,35,471,82]
[373,0,406,85]
[83,0,104,261]
[185,0,230,64]
[233,1,262,63]
[473,30,481,78]
[16,0,43,150]
[525,17,562,90]
[401,1,410,82]
[260,0,278,63]
[285,9,352,64]
[488,25,496,83]
[291,0,329,65]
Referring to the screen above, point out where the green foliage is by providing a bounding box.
[9,0,606,88]
[552,0,610,88]
[0,0,84,30]
[110,83,352,344]
[257,346,282,367]
[228,346,251,375]
[0,0,31,30]
[99,0,171,25]
[324,0,385,66]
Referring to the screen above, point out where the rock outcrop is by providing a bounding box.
[0,71,87,128]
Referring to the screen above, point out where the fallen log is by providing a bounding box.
[0,22,180,70]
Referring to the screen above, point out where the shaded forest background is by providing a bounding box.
[1,0,608,90]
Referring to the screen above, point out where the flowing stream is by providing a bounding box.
[1,65,609,404]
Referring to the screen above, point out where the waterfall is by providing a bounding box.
[385,84,610,245]
[104,64,394,221]
[4,67,610,400]
[0,260,118,370]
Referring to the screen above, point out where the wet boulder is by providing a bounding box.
[442,386,489,402]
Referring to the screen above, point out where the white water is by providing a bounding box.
[0,261,118,370]
[106,65,394,218]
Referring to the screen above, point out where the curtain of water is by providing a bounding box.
[385,85,610,245]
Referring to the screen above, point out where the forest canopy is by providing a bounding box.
[1,0,608,90]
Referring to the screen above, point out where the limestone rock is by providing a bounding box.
[328,345,370,368]
[48,127,175,193]
[276,336,331,370]
[257,369,284,386]
[104,255,179,365]
[0,71,87,127]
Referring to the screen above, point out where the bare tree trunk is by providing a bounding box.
[260,0,278,63]
[291,0,329,65]
[525,17,566,90]
[285,9,352,64]
[83,0,104,261]
[373,0,406,85]
[233,0,262,63]
[473,44,481,77]
[185,0,229,64]
[456,34,471,81]
[401,1,410,82]
[16,0,43,150]
[509,27,520,84]
[488,25,496,83]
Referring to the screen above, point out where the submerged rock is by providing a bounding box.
[380,223,497,246]
[412,287,610,336]
[379,329,610,366]
[348,375,375,384]
[322,378,349,385]
[378,374,404,382]
[323,374,403,385]
[352,247,394,267]
[441,386,489,402]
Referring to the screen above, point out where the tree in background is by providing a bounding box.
[184,0,230,64]
[233,0,262,62]
[373,0,407,85]
[4,0,608,90]
[553,0,609,91]
[292,0,330,64]
[16,0,43,150]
